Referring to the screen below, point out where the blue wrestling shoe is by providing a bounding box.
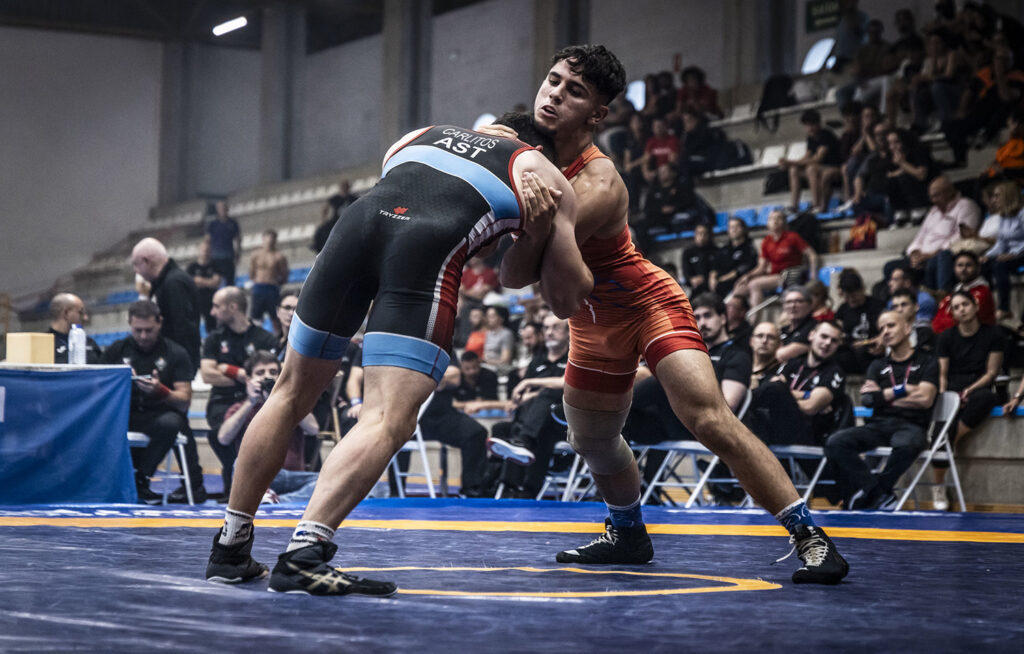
[267,542,398,597]
[555,518,654,564]
[206,531,269,584]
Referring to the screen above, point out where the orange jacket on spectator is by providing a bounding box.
[986,138,1024,178]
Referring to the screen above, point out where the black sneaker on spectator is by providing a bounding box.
[787,524,849,585]
[206,531,269,584]
[135,477,162,506]
[487,436,536,466]
[555,518,654,564]
[267,542,397,597]
[168,483,208,504]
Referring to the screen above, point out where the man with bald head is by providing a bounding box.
[882,175,981,291]
[132,237,201,373]
[824,309,938,510]
[48,293,102,364]
[200,286,278,496]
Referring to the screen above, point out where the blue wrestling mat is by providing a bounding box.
[1,499,1021,652]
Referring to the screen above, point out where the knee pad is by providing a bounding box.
[563,400,634,476]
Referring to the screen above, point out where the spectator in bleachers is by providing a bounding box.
[482,305,515,374]
[835,102,864,204]
[642,71,677,120]
[887,262,938,323]
[131,237,201,374]
[881,8,927,120]
[834,268,885,373]
[457,305,487,355]
[836,19,892,110]
[102,300,201,504]
[825,309,939,510]
[980,180,1024,321]
[933,250,996,334]
[459,256,500,306]
[889,287,936,351]
[944,35,1024,169]
[187,239,221,333]
[621,113,649,211]
[205,201,241,286]
[776,286,817,363]
[509,321,544,389]
[48,293,101,364]
[885,129,934,225]
[486,314,570,499]
[805,280,835,322]
[312,179,355,254]
[910,28,968,134]
[850,123,895,220]
[976,108,1024,193]
[643,162,692,234]
[274,290,299,352]
[749,321,782,389]
[642,117,680,183]
[746,321,847,448]
[778,109,844,213]
[248,229,289,328]
[453,351,499,405]
[843,104,882,199]
[681,223,717,297]
[711,217,758,298]
[1003,378,1024,417]
[217,351,319,504]
[200,286,278,497]
[675,66,723,120]
[678,109,722,176]
[882,175,982,292]
[931,290,1006,510]
[725,293,753,348]
[735,210,818,306]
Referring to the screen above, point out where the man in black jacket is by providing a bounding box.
[132,237,201,374]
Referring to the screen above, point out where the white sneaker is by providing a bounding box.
[837,199,855,213]
[931,485,949,511]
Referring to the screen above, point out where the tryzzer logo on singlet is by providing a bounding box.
[379,206,413,221]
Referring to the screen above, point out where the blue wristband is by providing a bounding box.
[802,390,811,399]
[893,385,908,399]
[350,398,363,406]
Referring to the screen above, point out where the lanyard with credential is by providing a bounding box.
[789,363,817,392]
[888,359,913,390]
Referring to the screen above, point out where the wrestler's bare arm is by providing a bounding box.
[567,157,630,244]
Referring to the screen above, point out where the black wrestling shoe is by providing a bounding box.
[267,542,398,597]
[168,483,208,504]
[487,436,536,466]
[555,518,654,564]
[135,476,162,505]
[788,525,849,585]
[206,531,269,584]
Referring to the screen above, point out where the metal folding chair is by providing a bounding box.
[127,431,194,505]
[388,393,437,498]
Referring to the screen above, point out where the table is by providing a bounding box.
[0,364,136,503]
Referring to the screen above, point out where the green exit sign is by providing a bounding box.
[806,0,841,33]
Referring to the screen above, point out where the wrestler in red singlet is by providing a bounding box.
[563,145,706,395]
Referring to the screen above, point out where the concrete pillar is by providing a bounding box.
[258,3,303,184]
[532,0,590,91]
[722,0,761,89]
[380,0,432,156]
[157,41,189,204]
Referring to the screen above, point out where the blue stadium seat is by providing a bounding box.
[733,208,757,227]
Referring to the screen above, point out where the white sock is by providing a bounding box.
[218,508,254,546]
[286,520,336,551]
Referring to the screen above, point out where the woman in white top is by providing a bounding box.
[980,180,1024,320]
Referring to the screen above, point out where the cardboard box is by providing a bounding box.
[6,333,55,364]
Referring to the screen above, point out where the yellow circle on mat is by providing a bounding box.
[338,566,782,598]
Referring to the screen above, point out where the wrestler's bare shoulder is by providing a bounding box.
[570,155,628,237]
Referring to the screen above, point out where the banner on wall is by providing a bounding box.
[806,0,841,33]
[0,365,137,503]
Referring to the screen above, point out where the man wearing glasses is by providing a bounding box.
[776,287,816,363]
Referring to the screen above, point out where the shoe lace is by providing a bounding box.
[773,528,827,566]
[585,526,619,549]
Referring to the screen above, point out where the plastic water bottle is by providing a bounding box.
[69,324,87,365]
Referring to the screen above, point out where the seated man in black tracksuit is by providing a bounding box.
[824,310,938,510]
[486,314,570,498]
[747,320,848,447]
[101,300,201,503]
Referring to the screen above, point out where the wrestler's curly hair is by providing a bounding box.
[552,44,626,105]
[494,112,556,162]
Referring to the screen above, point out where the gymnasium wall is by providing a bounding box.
[0,26,162,297]
[429,0,538,128]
